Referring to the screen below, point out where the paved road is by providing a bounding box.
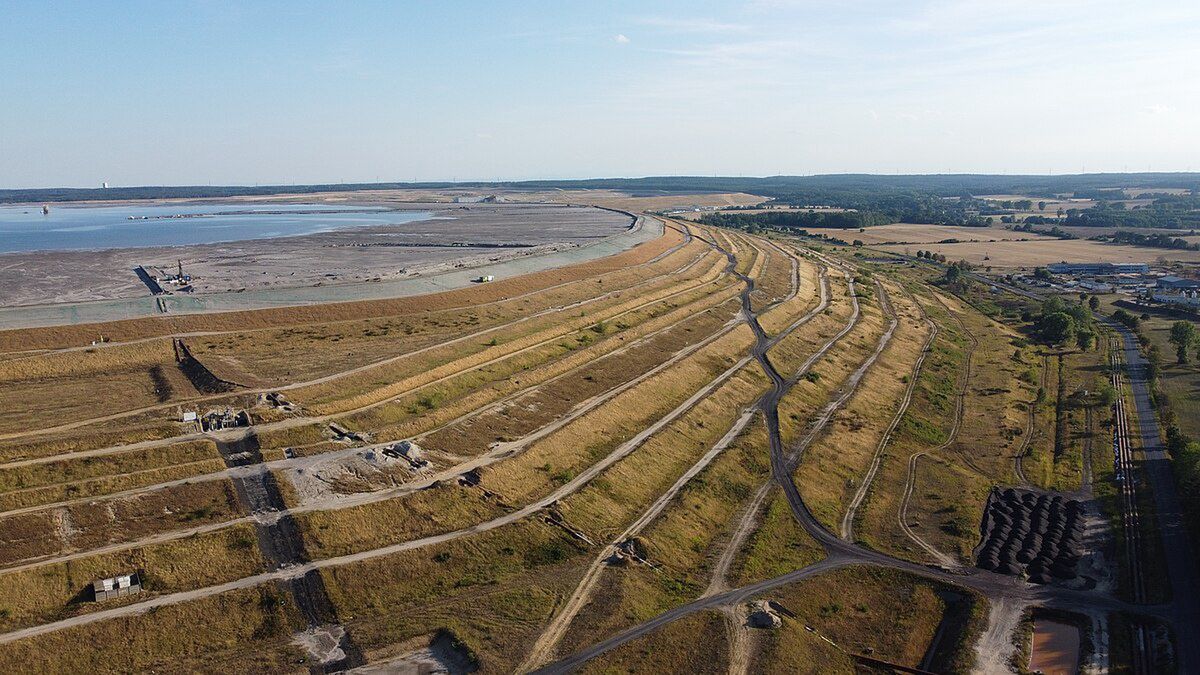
[1110,320,1200,667]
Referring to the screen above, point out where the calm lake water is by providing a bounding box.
[0,203,431,253]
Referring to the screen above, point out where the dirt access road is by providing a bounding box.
[534,250,1178,675]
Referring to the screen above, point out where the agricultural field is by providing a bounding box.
[876,237,1200,268]
[0,207,1183,674]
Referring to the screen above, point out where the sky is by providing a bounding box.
[2,0,1199,188]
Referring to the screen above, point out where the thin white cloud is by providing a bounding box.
[613,33,630,44]
[635,16,748,33]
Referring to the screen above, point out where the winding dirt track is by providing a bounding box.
[705,258,858,596]
[1012,353,1049,487]
[840,287,937,542]
[535,268,1182,675]
[3,230,1191,674]
[896,292,977,569]
[519,240,824,671]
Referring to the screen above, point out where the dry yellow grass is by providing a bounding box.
[854,284,1034,564]
[0,458,227,513]
[290,251,729,413]
[0,584,303,673]
[297,482,507,559]
[319,519,587,669]
[748,566,964,672]
[757,253,819,335]
[777,280,886,448]
[356,291,742,449]
[0,479,243,567]
[732,488,824,586]
[0,523,266,633]
[482,325,756,502]
[796,281,929,531]
[330,274,736,429]
[578,611,730,674]
[192,237,719,385]
[0,440,217,494]
[558,365,768,538]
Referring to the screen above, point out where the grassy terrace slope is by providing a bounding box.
[0,221,1004,673]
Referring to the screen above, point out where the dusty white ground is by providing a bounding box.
[0,203,628,307]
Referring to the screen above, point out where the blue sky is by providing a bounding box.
[2,0,1199,187]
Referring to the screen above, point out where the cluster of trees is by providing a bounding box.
[1094,230,1200,251]
[1165,426,1200,547]
[1013,223,1076,239]
[698,210,892,231]
[938,259,974,285]
[1028,296,1097,349]
[995,199,1035,210]
[1061,204,1200,230]
[1168,320,1200,363]
[1112,308,1142,329]
[914,250,948,262]
[1134,331,1200,548]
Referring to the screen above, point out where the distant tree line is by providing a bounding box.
[699,210,893,231]
[1093,230,1199,251]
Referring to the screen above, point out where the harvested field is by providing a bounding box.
[828,223,1037,246]
[876,238,1200,267]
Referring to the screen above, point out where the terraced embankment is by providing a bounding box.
[0,220,1178,674]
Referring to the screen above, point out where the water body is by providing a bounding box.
[0,203,431,253]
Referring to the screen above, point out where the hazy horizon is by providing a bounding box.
[3,1,1199,188]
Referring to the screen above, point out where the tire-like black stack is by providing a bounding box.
[975,488,1085,584]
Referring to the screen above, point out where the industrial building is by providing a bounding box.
[1047,262,1150,275]
[1152,290,1200,308]
[1157,275,1200,290]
